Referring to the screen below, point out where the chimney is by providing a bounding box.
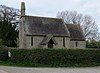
[21,2,25,16]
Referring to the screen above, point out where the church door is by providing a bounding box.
[48,39,54,48]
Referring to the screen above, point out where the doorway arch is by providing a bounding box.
[48,39,54,48]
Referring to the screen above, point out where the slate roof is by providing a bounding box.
[24,15,70,36]
[66,24,85,41]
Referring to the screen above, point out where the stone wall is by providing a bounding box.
[55,37,70,48]
[19,17,26,48]
[20,34,85,49]
[25,36,70,49]
[65,37,70,48]
[55,37,63,48]
[25,36,44,48]
[33,36,44,48]
[70,41,86,49]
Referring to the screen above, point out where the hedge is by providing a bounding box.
[9,49,100,66]
[0,48,9,61]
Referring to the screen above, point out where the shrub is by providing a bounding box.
[0,48,9,61]
[86,40,100,48]
[0,38,4,45]
[9,49,100,67]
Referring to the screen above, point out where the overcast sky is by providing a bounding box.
[0,0,100,32]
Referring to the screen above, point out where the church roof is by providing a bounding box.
[24,15,70,36]
[66,24,85,41]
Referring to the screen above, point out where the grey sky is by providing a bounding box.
[0,0,100,32]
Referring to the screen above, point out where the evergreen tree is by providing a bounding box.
[0,20,18,47]
[0,5,20,47]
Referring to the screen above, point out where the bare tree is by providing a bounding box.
[57,10,98,40]
[57,11,83,24]
[82,15,98,40]
[0,5,20,25]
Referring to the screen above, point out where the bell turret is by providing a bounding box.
[21,2,25,16]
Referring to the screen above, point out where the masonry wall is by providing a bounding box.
[25,36,70,49]
[65,37,70,48]
[55,37,70,48]
[19,17,26,49]
[33,36,45,48]
[70,41,86,49]
[54,37,63,48]
[20,33,85,49]
[25,36,44,49]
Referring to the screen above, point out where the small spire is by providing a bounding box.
[21,2,25,16]
[21,2,25,10]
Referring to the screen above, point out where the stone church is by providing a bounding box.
[19,2,86,49]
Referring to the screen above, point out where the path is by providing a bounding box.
[0,66,100,73]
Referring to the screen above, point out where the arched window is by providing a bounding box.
[75,41,78,47]
[31,36,33,46]
[63,37,65,47]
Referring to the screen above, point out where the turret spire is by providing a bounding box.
[21,2,25,16]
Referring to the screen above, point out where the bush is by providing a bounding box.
[9,49,100,67]
[86,40,100,48]
[0,38,4,45]
[0,48,9,61]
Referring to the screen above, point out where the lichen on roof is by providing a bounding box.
[24,15,70,37]
[66,24,85,41]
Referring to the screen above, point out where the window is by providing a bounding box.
[75,42,78,47]
[31,36,33,46]
[63,37,65,47]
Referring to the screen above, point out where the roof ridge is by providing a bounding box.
[23,15,63,20]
